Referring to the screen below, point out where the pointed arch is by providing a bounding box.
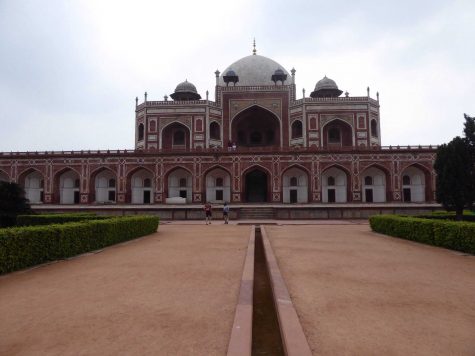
[400,163,432,202]
[90,167,117,203]
[203,165,231,203]
[0,169,9,182]
[126,166,155,204]
[282,164,310,203]
[160,121,192,150]
[321,118,354,147]
[164,166,193,203]
[360,164,390,202]
[242,164,272,202]
[18,168,45,204]
[321,164,352,203]
[53,167,81,204]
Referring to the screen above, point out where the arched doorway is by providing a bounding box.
[130,169,153,204]
[94,169,116,203]
[205,168,231,203]
[401,166,426,202]
[282,167,308,203]
[231,106,281,148]
[167,168,192,203]
[322,167,348,203]
[361,166,387,203]
[245,169,268,202]
[58,170,80,204]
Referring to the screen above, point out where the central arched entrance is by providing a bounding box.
[231,106,280,148]
[245,169,268,202]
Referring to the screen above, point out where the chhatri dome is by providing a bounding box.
[170,79,201,100]
[310,76,343,98]
[219,42,290,86]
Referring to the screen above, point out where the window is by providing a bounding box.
[364,176,373,185]
[144,178,151,188]
[74,179,80,188]
[291,120,303,139]
[138,123,145,141]
[179,178,187,187]
[108,178,116,188]
[216,177,223,187]
[328,128,341,143]
[173,130,185,145]
[210,122,220,140]
[403,175,411,185]
[290,177,298,186]
[327,176,335,186]
[371,120,378,138]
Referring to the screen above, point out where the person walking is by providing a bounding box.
[204,201,212,225]
[223,202,230,224]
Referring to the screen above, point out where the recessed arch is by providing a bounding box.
[282,164,309,203]
[90,167,117,203]
[210,121,221,140]
[371,119,378,138]
[127,167,154,204]
[400,163,431,202]
[321,118,354,147]
[204,167,231,203]
[53,168,80,204]
[361,166,388,202]
[230,105,282,148]
[242,164,272,203]
[291,120,303,139]
[18,168,44,204]
[321,164,351,203]
[165,166,192,203]
[159,121,192,150]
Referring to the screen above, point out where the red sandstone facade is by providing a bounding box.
[0,51,437,206]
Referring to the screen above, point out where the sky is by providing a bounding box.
[0,0,474,151]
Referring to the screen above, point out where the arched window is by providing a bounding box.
[210,122,220,140]
[149,120,156,132]
[327,176,335,186]
[144,178,151,188]
[173,130,185,145]
[108,178,116,188]
[74,179,80,188]
[364,176,373,185]
[138,123,145,141]
[328,128,341,143]
[403,175,411,185]
[291,120,303,139]
[179,178,187,187]
[290,177,298,186]
[371,120,378,137]
[216,177,224,187]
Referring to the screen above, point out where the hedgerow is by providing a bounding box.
[0,215,159,274]
[16,213,111,226]
[369,215,475,254]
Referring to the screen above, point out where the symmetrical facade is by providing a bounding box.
[0,49,437,206]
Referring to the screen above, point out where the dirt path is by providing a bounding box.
[0,225,250,356]
[266,225,475,356]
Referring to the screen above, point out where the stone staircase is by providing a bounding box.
[239,207,275,220]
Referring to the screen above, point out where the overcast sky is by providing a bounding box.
[0,0,474,151]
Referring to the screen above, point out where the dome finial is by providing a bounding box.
[253,38,256,55]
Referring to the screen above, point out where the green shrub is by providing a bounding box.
[0,215,159,274]
[369,215,475,254]
[16,213,112,226]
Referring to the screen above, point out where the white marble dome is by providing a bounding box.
[219,54,290,86]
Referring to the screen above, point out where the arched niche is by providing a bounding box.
[167,168,192,203]
[161,122,190,150]
[322,119,353,148]
[205,167,231,203]
[282,167,308,203]
[244,167,269,202]
[58,169,80,204]
[322,167,348,203]
[231,106,281,148]
[138,123,145,141]
[19,170,44,204]
[401,166,427,202]
[361,166,387,202]
[291,120,303,139]
[94,169,116,203]
[210,122,221,140]
[130,168,153,204]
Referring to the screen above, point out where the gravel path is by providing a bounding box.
[266,225,475,356]
[0,225,250,356]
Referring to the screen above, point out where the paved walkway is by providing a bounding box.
[266,225,475,356]
[0,225,251,356]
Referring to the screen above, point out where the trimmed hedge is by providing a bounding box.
[369,215,475,254]
[417,211,475,222]
[16,213,111,226]
[0,215,159,274]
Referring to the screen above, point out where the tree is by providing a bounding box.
[0,181,32,227]
[463,113,475,207]
[434,137,474,220]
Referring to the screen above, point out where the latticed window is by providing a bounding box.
[327,176,335,186]
[216,177,224,187]
[364,176,373,185]
[144,178,151,188]
[290,177,298,186]
[403,175,411,185]
[74,179,80,188]
[179,178,187,187]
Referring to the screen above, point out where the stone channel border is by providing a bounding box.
[261,225,313,356]
[227,226,255,356]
